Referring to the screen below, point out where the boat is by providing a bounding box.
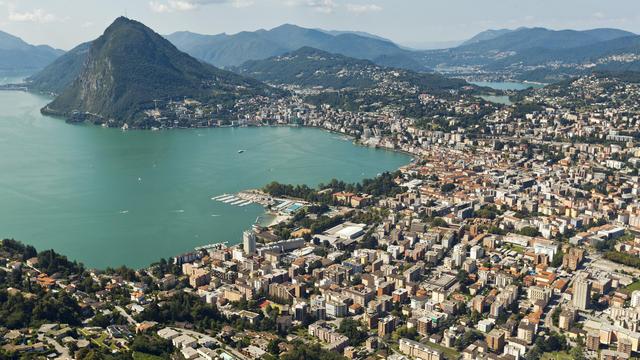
[239,201,253,207]
[223,197,238,203]
[238,150,245,154]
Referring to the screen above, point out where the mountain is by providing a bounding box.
[457,27,635,52]
[461,29,514,46]
[414,27,638,77]
[236,46,466,92]
[165,24,425,71]
[41,17,278,127]
[0,30,63,73]
[236,47,471,116]
[315,29,392,42]
[27,42,91,93]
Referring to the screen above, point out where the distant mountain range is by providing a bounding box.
[166,25,640,82]
[39,17,278,127]
[12,22,640,101]
[0,31,63,73]
[165,24,426,71]
[414,27,640,81]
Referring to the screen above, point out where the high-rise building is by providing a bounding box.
[243,230,256,256]
[573,277,591,310]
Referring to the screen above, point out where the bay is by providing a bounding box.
[0,91,409,269]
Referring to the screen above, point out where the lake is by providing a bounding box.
[478,95,513,105]
[0,91,409,269]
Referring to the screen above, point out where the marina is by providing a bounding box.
[212,192,260,208]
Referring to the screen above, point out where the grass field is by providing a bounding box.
[421,341,460,360]
[626,280,640,292]
[133,353,165,360]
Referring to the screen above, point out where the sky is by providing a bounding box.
[0,0,640,50]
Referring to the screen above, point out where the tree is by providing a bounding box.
[281,342,346,360]
[517,226,540,237]
[431,218,448,228]
[267,339,281,355]
[338,318,367,346]
[454,330,483,351]
[551,249,564,267]
[440,183,456,193]
[391,326,417,341]
[130,335,173,357]
[570,344,586,360]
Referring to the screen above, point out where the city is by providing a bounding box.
[2,1,640,360]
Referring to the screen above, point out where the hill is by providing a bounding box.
[26,42,91,94]
[235,47,472,116]
[0,30,63,73]
[165,24,424,71]
[236,47,466,92]
[42,17,279,128]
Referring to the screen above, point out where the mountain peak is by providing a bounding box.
[41,17,277,128]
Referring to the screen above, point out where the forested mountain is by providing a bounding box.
[236,47,467,92]
[41,17,279,126]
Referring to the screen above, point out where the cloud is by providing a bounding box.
[7,5,60,23]
[346,3,382,14]
[306,0,336,14]
[149,0,252,13]
[283,1,381,15]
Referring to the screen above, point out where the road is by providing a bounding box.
[38,334,72,360]
[115,306,138,326]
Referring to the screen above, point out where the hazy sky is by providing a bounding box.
[1,0,639,50]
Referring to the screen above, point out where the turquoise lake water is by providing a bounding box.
[0,91,409,268]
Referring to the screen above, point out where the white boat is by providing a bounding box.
[239,201,253,207]
[238,150,245,154]
[230,199,245,205]
[217,195,234,202]
[223,197,238,203]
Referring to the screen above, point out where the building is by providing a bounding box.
[243,230,256,256]
[517,322,535,344]
[527,286,551,303]
[399,338,442,360]
[631,291,640,307]
[562,248,585,271]
[486,328,505,352]
[378,315,397,338]
[308,321,349,351]
[573,277,591,310]
[558,308,576,331]
[600,350,630,360]
[586,331,600,351]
